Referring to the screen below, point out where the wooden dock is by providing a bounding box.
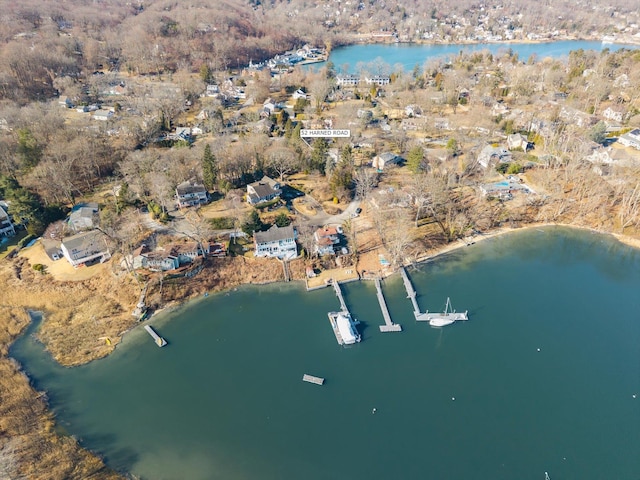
[302,374,325,385]
[332,279,348,312]
[144,325,167,347]
[375,278,402,332]
[400,267,422,318]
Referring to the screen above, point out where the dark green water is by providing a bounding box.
[10,227,640,480]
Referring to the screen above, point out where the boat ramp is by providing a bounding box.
[144,325,167,347]
[375,278,402,332]
[302,374,325,385]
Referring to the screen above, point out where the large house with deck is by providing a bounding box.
[254,224,296,259]
[61,230,111,267]
[176,181,208,208]
[0,204,15,237]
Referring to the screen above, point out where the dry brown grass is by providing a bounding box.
[1,257,139,367]
[0,309,124,480]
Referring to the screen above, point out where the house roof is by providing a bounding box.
[254,224,295,244]
[248,178,280,199]
[316,226,338,237]
[176,181,206,196]
[61,230,108,253]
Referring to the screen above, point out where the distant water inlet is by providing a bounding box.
[9,227,640,480]
[321,40,639,73]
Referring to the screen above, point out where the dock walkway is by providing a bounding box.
[400,267,421,318]
[332,279,348,312]
[144,325,167,347]
[375,278,402,332]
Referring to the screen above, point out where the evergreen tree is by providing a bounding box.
[407,145,426,173]
[202,144,218,191]
[311,138,329,174]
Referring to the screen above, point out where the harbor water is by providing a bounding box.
[10,227,640,480]
[322,40,639,72]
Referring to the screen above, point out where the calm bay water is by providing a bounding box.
[322,40,639,72]
[10,227,640,480]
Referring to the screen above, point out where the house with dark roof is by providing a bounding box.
[246,176,281,205]
[60,230,111,267]
[254,224,296,259]
[176,181,208,208]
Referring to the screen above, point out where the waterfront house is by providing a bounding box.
[364,75,390,86]
[0,204,15,237]
[176,181,208,208]
[68,202,99,232]
[246,176,281,205]
[335,74,360,87]
[254,224,297,259]
[314,226,340,256]
[61,230,111,267]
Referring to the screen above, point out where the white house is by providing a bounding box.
[0,204,15,237]
[314,226,340,256]
[254,224,297,259]
[335,74,360,86]
[372,152,403,171]
[602,107,625,123]
[92,110,114,121]
[364,75,390,86]
[292,89,308,100]
[61,230,111,267]
[506,133,530,151]
[176,181,208,208]
[619,129,640,150]
[247,176,281,205]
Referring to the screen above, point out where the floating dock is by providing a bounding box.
[415,297,469,324]
[400,267,421,318]
[327,280,361,345]
[144,325,167,347]
[375,278,402,332]
[302,374,325,385]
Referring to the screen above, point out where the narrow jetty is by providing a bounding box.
[375,278,402,332]
[400,267,421,318]
[144,325,167,347]
[302,374,325,385]
[332,279,348,312]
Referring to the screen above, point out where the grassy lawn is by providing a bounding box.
[0,230,28,260]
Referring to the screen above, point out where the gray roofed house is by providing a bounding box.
[68,202,99,232]
[246,176,281,205]
[60,230,111,267]
[176,181,208,208]
[254,224,296,259]
[372,152,404,171]
[477,145,512,169]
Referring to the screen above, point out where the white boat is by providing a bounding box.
[428,297,468,327]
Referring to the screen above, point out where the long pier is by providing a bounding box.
[144,325,167,347]
[375,278,402,332]
[400,267,421,318]
[332,279,348,312]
